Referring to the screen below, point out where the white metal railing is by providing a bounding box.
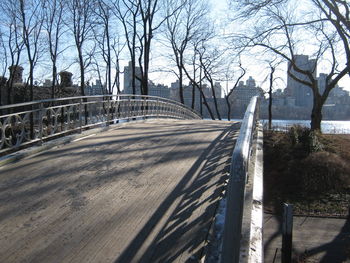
[0,94,201,154]
[221,96,260,263]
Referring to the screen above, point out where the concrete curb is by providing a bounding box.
[248,122,264,262]
[239,122,264,263]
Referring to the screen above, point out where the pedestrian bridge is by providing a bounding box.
[0,95,262,263]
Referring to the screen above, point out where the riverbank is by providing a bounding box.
[263,127,350,217]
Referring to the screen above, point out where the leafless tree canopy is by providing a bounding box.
[0,0,349,125]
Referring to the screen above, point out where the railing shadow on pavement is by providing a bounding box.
[114,122,240,263]
[0,122,236,225]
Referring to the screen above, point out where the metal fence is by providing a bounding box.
[221,96,260,263]
[0,94,201,154]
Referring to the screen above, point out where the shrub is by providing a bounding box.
[288,125,323,153]
[297,151,350,194]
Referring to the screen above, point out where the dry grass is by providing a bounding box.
[264,126,350,217]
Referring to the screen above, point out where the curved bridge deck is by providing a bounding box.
[0,119,240,263]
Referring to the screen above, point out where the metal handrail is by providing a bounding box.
[221,96,260,263]
[0,94,201,153]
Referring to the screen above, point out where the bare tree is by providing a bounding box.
[165,0,209,104]
[0,31,8,78]
[113,0,140,95]
[137,0,163,95]
[0,0,25,105]
[196,39,225,120]
[267,64,275,129]
[42,0,67,98]
[67,0,96,96]
[232,1,350,130]
[19,0,44,101]
[93,0,115,95]
[180,41,216,119]
[223,62,246,121]
[311,0,350,77]
[182,63,215,119]
[111,36,125,94]
[0,31,7,105]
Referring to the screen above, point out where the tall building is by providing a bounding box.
[287,55,316,107]
[318,73,327,95]
[123,61,142,94]
[214,82,222,99]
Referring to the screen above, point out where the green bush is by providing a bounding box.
[288,125,323,153]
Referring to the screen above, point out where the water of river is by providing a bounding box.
[260,119,350,134]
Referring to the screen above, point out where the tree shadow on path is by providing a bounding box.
[115,122,240,263]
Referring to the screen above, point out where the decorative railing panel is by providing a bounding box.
[0,95,201,153]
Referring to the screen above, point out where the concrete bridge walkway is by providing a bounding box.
[0,119,240,263]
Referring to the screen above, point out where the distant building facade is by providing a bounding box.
[259,59,350,120]
[1,68,81,105]
[123,61,142,95]
[148,81,170,98]
[230,76,264,108]
[85,80,106,95]
[169,80,213,110]
[287,55,316,107]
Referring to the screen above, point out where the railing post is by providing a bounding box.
[79,98,83,133]
[38,102,44,144]
[128,97,131,121]
[106,96,111,126]
[156,98,159,118]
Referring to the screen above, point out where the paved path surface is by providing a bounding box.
[0,119,240,263]
[264,213,350,262]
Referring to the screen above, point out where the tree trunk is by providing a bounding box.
[310,95,323,131]
[78,49,85,96]
[52,64,57,99]
[210,80,221,120]
[78,48,88,125]
[225,96,231,121]
[195,84,214,119]
[131,57,136,95]
[106,25,112,94]
[268,66,275,130]
[29,65,34,139]
[178,66,184,104]
[191,84,196,109]
[199,67,203,115]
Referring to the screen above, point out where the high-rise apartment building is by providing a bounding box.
[123,61,142,95]
[287,55,316,107]
[214,82,222,99]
